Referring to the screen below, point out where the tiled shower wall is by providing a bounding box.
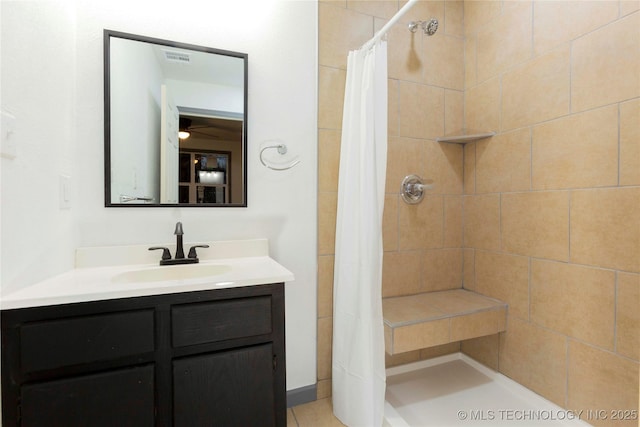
[460,1,639,425]
[317,0,639,422]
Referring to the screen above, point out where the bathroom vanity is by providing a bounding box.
[1,239,293,427]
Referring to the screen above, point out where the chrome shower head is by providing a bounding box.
[408,18,439,36]
[424,18,438,36]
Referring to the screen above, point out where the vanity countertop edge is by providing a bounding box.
[1,238,295,311]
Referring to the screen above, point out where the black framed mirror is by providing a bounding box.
[104,30,247,207]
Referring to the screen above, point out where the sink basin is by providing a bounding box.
[112,263,231,284]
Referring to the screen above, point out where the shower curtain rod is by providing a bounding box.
[361,0,418,51]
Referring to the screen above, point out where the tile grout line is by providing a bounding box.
[613,271,618,353]
[617,102,621,187]
[529,127,533,191]
[528,257,532,322]
[291,406,300,427]
[568,191,571,263]
[568,38,572,114]
[565,337,570,409]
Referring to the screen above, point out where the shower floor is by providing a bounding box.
[384,353,591,427]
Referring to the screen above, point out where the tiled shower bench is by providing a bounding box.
[383,289,507,355]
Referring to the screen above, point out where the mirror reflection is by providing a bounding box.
[104,30,247,207]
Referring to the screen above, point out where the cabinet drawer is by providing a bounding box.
[20,310,154,373]
[21,364,154,427]
[172,296,272,347]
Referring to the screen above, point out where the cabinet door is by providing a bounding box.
[173,344,275,427]
[20,365,154,427]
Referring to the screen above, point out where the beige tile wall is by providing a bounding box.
[317,2,639,420]
[462,1,640,424]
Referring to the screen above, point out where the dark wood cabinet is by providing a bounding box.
[1,283,286,427]
[21,365,155,427]
[173,344,275,426]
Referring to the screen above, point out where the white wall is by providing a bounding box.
[1,1,78,293]
[167,79,244,114]
[1,0,318,392]
[110,37,163,203]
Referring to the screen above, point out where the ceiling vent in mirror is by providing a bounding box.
[163,50,191,64]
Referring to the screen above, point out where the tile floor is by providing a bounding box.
[288,398,346,427]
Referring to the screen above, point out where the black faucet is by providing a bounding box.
[149,222,209,266]
[174,222,185,259]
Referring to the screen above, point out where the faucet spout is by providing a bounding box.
[174,222,185,259]
[174,222,184,236]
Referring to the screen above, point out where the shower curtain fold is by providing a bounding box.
[332,40,388,427]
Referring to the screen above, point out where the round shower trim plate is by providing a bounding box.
[401,174,431,204]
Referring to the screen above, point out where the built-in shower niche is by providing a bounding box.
[382,289,507,355]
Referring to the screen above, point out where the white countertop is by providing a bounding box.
[1,239,295,310]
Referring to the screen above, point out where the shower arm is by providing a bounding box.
[361,0,418,50]
[408,18,439,36]
[360,0,438,51]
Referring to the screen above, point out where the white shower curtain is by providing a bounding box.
[332,40,388,427]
